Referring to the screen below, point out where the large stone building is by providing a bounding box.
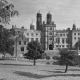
[72,24,80,48]
[43,13,56,50]
[36,12,56,50]
[10,12,80,57]
[36,12,80,50]
[54,30,69,49]
[11,24,41,57]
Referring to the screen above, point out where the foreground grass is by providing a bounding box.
[0,60,80,80]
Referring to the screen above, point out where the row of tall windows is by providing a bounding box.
[27,33,39,36]
[56,33,67,36]
[56,38,68,44]
[74,37,80,40]
[19,38,39,45]
[74,33,80,35]
[56,45,69,48]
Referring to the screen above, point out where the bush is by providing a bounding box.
[46,56,50,60]
[52,56,60,60]
[46,62,50,64]
[58,49,78,66]
[52,61,59,65]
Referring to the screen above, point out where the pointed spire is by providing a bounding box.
[30,20,34,30]
[72,23,76,30]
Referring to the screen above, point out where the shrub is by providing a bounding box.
[52,61,59,65]
[58,49,78,66]
[46,62,50,64]
[46,56,50,60]
[52,56,60,60]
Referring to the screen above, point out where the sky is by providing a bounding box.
[9,0,80,29]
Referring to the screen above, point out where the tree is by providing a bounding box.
[74,40,80,50]
[24,41,43,66]
[0,0,19,24]
[59,49,77,73]
[0,25,14,58]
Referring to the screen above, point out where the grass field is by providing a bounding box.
[0,59,80,80]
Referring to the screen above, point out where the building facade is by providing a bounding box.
[72,28,80,48]
[10,12,80,57]
[11,25,41,57]
[43,13,56,50]
[36,12,80,50]
[54,30,69,49]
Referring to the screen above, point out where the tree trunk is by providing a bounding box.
[65,63,68,73]
[33,58,36,66]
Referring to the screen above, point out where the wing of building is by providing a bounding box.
[36,12,80,52]
[10,12,80,57]
[10,25,41,57]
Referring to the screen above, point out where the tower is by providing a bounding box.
[72,24,76,30]
[47,12,52,24]
[36,11,42,30]
[30,23,34,30]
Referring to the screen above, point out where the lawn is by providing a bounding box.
[0,60,80,80]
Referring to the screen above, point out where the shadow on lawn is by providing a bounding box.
[14,71,80,79]
[56,69,80,71]
[40,70,65,73]
[0,78,7,80]
[0,63,32,66]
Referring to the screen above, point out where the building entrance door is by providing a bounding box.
[49,44,53,50]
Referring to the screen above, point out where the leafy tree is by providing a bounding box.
[0,0,19,24]
[0,25,14,58]
[59,49,77,73]
[24,41,43,66]
[10,25,16,36]
[74,40,80,50]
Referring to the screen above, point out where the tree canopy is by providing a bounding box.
[58,49,78,72]
[0,0,19,24]
[0,25,14,57]
[24,41,43,65]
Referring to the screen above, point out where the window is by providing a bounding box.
[59,45,61,47]
[36,33,38,36]
[78,37,80,40]
[50,27,52,30]
[74,33,76,35]
[67,34,68,37]
[36,38,38,41]
[56,45,58,47]
[21,47,24,51]
[56,38,60,44]
[74,37,76,40]
[62,45,64,47]
[27,33,29,36]
[19,41,21,45]
[78,33,80,35]
[49,37,52,40]
[66,38,68,43]
[26,46,27,50]
[60,34,62,36]
[26,38,29,42]
[67,45,69,48]
[31,33,34,36]
[49,32,52,35]
[31,38,34,41]
[24,41,26,45]
[63,34,65,36]
[56,33,58,36]
[62,38,64,44]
